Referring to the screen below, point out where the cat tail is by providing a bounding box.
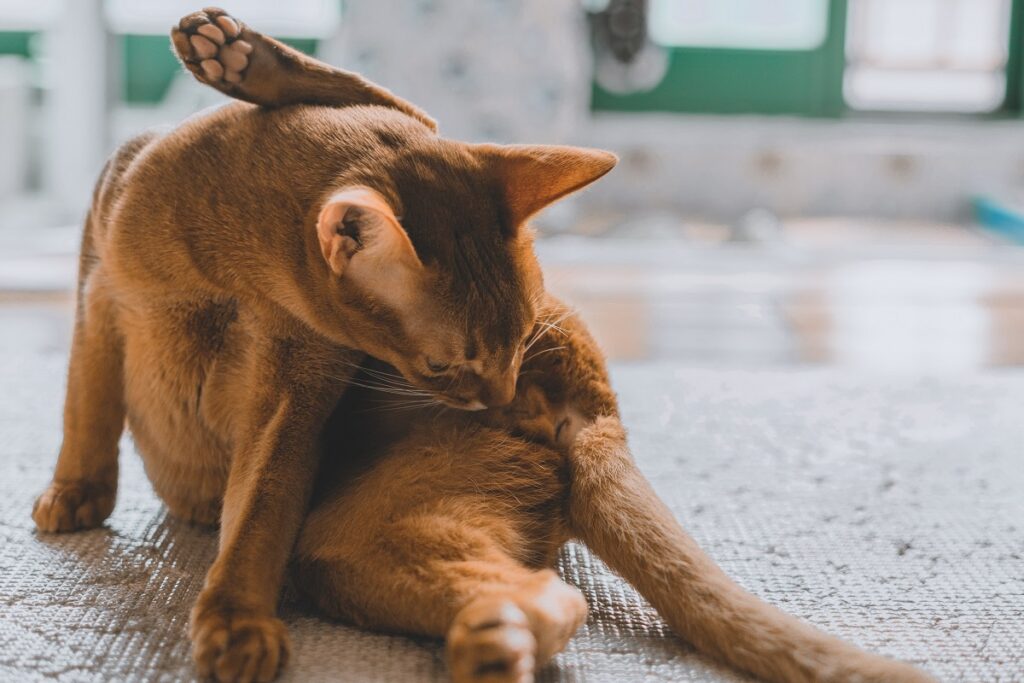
[567,416,934,683]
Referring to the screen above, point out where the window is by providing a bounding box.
[845,0,1013,112]
[649,0,830,51]
[592,0,846,116]
[592,0,1024,117]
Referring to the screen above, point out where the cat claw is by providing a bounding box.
[172,8,253,88]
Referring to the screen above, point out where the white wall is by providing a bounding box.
[577,113,1024,223]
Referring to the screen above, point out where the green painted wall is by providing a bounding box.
[1005,0,1023,115]
[0,31,33,58]
[592,0,848,117]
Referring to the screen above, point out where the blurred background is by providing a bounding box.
[2,0,1024,371]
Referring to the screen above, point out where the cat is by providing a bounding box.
[295,293,935,683]
[31,8,615,683]
[168,11,935,682]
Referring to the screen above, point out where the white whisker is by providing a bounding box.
[524,345,566,364]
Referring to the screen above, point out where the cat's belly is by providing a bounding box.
[120,295,241,522]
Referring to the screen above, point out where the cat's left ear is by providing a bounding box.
[475,144,618,234]
[316,187,420,277]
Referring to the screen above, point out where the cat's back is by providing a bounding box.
[112,102,433,229]
[102,102,433,286]
[139,102,433,192]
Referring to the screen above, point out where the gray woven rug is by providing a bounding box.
[2,348,1022,682]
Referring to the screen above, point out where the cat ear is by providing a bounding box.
[316,187,420,277]
[475,144,618,232]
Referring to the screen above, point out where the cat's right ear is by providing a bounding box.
[473,144,618,234]
[316,187,420,277]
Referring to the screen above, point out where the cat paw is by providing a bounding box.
[191,599,290,683]
[32,479,115,532]
[447,600,537,683]
[172,7,253,87]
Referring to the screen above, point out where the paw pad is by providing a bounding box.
[172,8,253,86]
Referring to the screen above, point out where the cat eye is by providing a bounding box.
[425,358,450,374]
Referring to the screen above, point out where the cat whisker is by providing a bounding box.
[523,325,551,352]
[360,367,414,386]
[523,345,566,364]
[367,397,443,413]
[524,310,574,351]
[357,394,437,409]
[336,358,417,389]
[322,373,435,398]
[348,366,415,387]
[325,359,440,399]
[524,319,568,352]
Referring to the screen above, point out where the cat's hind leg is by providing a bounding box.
[568,416,935,683]
[294,506,585,683]
[170,7,436,129]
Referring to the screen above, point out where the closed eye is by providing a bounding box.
[426,358,451,374]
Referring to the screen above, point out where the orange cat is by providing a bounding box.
[296,294,934,683]
[33,8,614,682]
[164,13,933,682]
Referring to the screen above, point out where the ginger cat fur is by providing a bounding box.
[295,293,935,683]
[32,8,615,683]
[168,11,935,682]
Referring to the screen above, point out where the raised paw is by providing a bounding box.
[447,600,537,683]
[32,479,115,533]
[171,7,254,87]
[191,601,290,683]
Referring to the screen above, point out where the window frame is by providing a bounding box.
[593,0,1024,119]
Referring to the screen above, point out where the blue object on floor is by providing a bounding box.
[973,196,1024,244]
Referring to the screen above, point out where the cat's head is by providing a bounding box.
[479,295,619,447]
[315,134,615,410]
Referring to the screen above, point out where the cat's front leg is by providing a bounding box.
[190,343,354,683]
[33,266,124,532]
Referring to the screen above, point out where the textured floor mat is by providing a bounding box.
[2,350,1022,681]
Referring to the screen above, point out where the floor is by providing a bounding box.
[4,218,1024,369]
[540,220,1024,369]
[1,222,1023,682]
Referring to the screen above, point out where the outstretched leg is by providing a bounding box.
[295,504,586,683]
[171,7,436,130]
[568,417,935,683]
[33,237,125,531]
